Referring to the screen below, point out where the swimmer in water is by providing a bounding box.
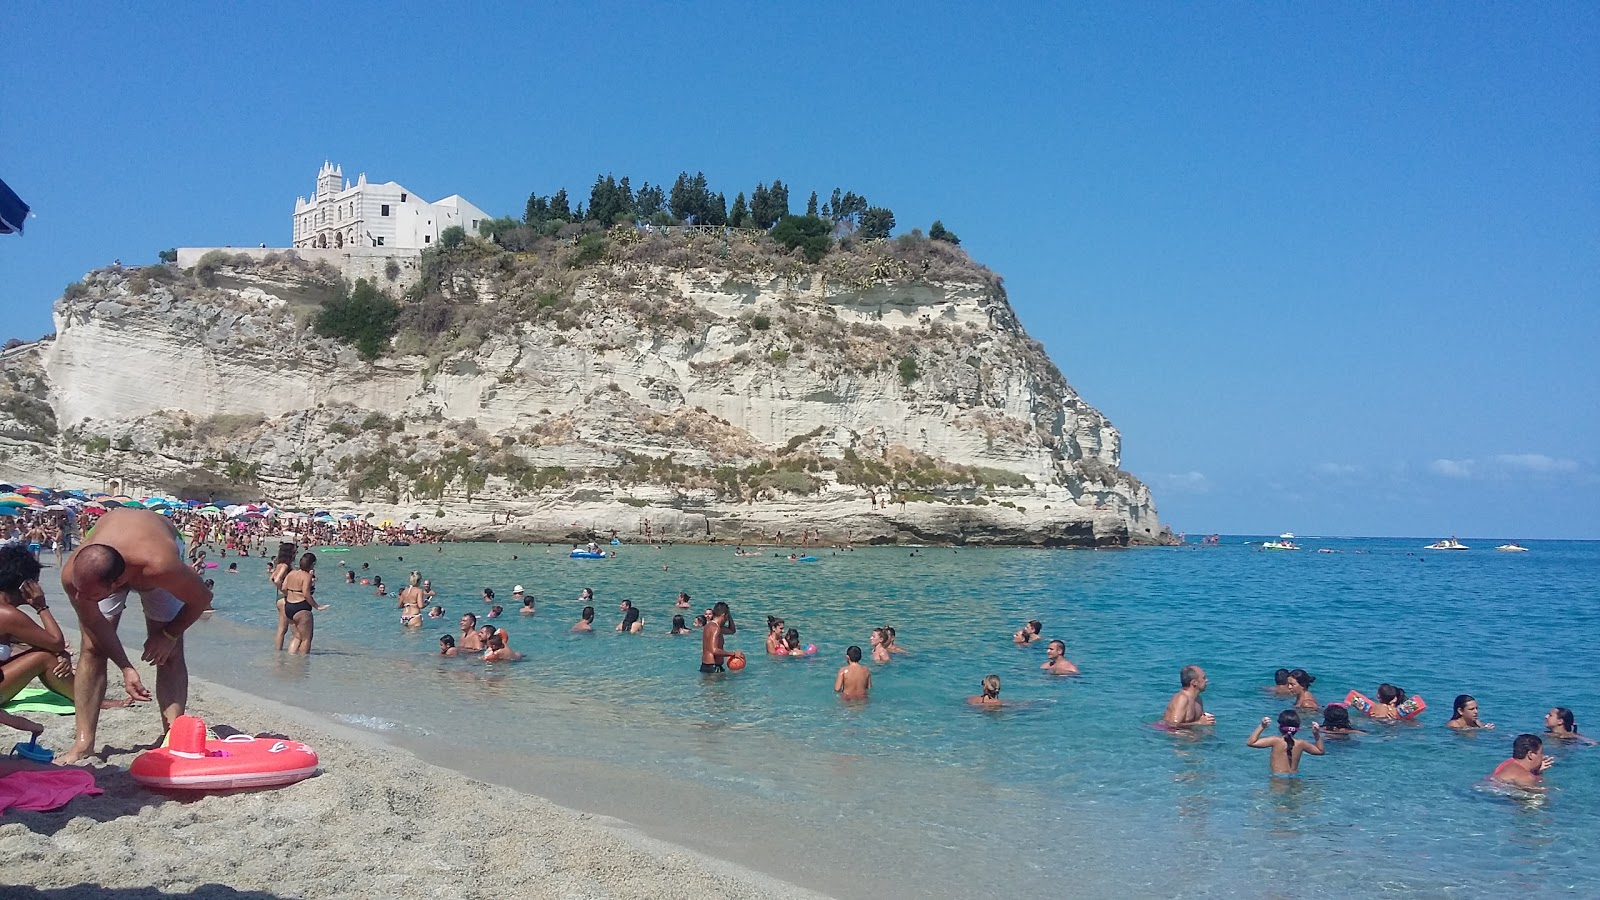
[617,600,641,633]
[668,615,692,635]
[869,628,891,664]
[488,605,504,619]
[783,627,807,657]
[578,587,594,603]
[766,616,787,655]
[1041,639,1079,675]
[344,570,355,584]
[1490,734,1554,788]
[1162,665,1215,726]
[1366,683,1407,720]
[573,606,594,632]
[1287,669,1319,710]
[1447,694,1494,730]
[1544,707,1594,743]
[676,592,691,609]
[834,646,871,700]
[967,674,1004,708]
[438,635,458,657]
[699,601,743,673]
[459,613,483,652]
[427,605,444,619]
[520,597,536,616]
[882,625,906,654]
[483,633,523,662]
[510,585,529,612]
[482,588,495,604]
[1269,668,1294,695]
[1319,704,1365,735]
[397,572,424,628]
[1012,620,1042,645]
[1246,710,1325,774]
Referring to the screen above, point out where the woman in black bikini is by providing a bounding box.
[269,542,296,652]
[282,553,327,654]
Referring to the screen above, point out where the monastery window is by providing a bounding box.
[400,193,408,202]
[381,204,391,217]
[376,237,385,246]
[424,235,431,244]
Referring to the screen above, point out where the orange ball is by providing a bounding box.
[727,656,746,671]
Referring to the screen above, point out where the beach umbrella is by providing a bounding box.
[0,176,30,235]
[15,486,46,496]
[0,484,14,492]
[0,493,29,504]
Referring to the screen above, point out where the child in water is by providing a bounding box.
[1246,710,1326,774]
[1319,704,1365,735]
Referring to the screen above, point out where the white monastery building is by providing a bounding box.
[292,161,491,251]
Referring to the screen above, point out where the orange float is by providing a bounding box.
[130,715,319,791]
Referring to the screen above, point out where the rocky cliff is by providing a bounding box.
[0,231,1168,546]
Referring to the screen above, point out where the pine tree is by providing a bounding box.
[929,220,960,245]
[806,191,818,217]
[769,180,790,222]
[669,172,693,222]
[859,207,895,240]
[729,192,749,227]
[550,188,571,221]
[751,183,771,229]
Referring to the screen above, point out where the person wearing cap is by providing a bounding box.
[511,585,531,614]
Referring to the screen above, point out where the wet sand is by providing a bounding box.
[0,673,829,900]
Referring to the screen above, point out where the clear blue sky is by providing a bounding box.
[3,3,1596,538]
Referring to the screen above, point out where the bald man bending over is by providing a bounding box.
[58,508,213,764]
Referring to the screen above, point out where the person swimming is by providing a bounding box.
[1544,707,1589,741]
[882,625,906,654]
[1287,669,1319,710]
[617,601,641,633]
[1246,709,1326,774]
[1367,683,1407,720]
[520,597,537,615]
[1041,639,1079,675]
[676,592,692,609]
[573,606,595,632]
[427,605,444,619]
[1448,694,1495,731]
[1490,733,1554,788]
[766,616,787,655]
[1012,620,1042,645]
[783,627,807,657]
[968,674,1004,707]
[483,633,523,662]
[869,628,891,664]
[668,615,692,635]
[1269,668,1294,695]
[1320,704,1365,735]
[438,635,458,657]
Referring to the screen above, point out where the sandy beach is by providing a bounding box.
[1,671,829,900]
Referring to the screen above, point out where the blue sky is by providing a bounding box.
[2,3,1596,538]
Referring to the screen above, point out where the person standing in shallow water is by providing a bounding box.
[1246,710,1325,774]
[835,646,871,699]
[700,601,743,673]
[968,674,1004,707]
[1162,665,1215,726]
[1448,694,1495,730]
[1041,640,1079,675]
[1490,734,1554,788]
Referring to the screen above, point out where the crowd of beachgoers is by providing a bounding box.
[0,498,1587,799]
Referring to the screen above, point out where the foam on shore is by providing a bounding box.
[0,672,830,900]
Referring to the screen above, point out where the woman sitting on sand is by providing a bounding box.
[1287,669,1320,711]
[0,545,102,728]
[281,553,328,655]
[1319,704,1365,735]
[573,606,595,632]
[1448,694,1495,730]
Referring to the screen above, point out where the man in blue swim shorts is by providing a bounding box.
[58,509,213,764]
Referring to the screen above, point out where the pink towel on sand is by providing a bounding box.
[0,767,103,813]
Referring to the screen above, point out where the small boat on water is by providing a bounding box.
[1262,532,1300,551]
[1425,537,1469,551]
[1495,543,1530,552]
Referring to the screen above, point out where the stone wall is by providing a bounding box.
[175,247,422,293]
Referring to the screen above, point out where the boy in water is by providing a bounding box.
[1490,734,1554,788]
[1246,710,1325,774]
[1041,640,1079,675]
[835,646,871,700]
[1012,620,1042,645]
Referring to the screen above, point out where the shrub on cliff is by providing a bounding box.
[771,215,832,262]
[315,278,400,360]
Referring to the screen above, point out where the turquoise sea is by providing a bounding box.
[186,537,1599,898]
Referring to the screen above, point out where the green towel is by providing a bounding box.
[2,686,74,715]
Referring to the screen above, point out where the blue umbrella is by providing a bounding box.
[0,177,29,235]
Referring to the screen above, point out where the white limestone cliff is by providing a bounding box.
[0,240,1168,547]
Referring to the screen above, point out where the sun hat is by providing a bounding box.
[513,585,524,593]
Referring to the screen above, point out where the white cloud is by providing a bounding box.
[1429,458,1476,479]
[1153,471,1211,494]
[1491,453,1580,475]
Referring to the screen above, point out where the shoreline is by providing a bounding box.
[1,665,832,900]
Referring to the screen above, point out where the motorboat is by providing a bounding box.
[1425,538,1469,550]
[1495,543,1530,552]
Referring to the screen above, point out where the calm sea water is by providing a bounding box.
[186,537,1599,898]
